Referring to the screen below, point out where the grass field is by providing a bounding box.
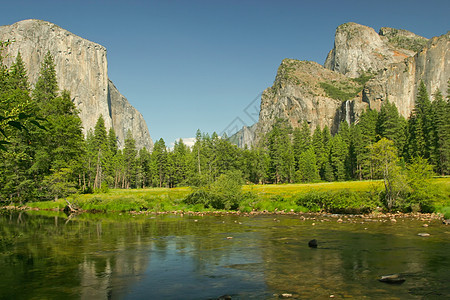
[22,178,450,216]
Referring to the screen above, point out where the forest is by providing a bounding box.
[1,46,449,213]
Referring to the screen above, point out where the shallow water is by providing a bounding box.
[0,211,449,299]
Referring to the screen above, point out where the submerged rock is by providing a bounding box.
[378,274,405,284]
[308,239,318,248]
[418,233,431,237]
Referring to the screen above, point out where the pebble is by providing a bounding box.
[418,233,430,237]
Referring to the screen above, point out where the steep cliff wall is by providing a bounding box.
[0,19,153,150]
[108,80,152,149]
[254,59,366,144]
[324,22,424,78]
[363,32,449,118]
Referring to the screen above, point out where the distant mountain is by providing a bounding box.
[0,19,153,150]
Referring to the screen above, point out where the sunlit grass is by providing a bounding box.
[24,178,449,214]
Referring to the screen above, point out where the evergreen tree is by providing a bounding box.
[311,127,325,179]
[295,147,319,182]
[293,121,311,170]
[8,52,29,91]
[407,82,433,160]
[123,130,137,188]
[355,108,378,179]
[329,134,348,181]
[266,119,294,183]
[376,100,407,152]
[151,138,167,187]
[92,115,108,189]
[431,90,450,174]
[137,147,152,188]
[32,51,58,109]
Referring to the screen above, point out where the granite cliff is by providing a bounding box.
[233,22,448,148]
[0,19,153,150]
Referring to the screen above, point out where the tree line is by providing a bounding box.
[1,46,449,206]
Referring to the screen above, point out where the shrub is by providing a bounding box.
[184,170,244,210]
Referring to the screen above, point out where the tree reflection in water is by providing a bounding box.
[0,211,449,299]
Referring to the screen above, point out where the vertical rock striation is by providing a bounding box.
[324,22,424,78]
[363,32,449,118]
[0,19,153,150]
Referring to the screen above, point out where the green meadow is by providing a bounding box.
[23,178,450,217]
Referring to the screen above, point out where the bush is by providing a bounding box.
[294,189,381,213]
[184,170,244,210]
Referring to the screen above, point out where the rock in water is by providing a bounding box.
[378,274,405,284]
[308,239,318,248]
[418,233,431,237]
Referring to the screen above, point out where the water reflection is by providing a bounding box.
[0,212,449,299]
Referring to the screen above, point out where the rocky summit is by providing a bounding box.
[0,19,153,150]
[233,22,448,148]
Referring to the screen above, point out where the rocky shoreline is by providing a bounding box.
[2,205,447,224]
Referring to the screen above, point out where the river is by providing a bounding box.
[0,211,449,299]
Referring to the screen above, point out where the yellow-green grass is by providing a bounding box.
[23,178,449,214]
[243,180,384,200]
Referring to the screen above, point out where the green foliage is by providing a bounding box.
[319,82,358,102]
[184,170,243,210]
[404,157,436,212]
[294,189,381,213]
[350,73,374,85]
[368,138,407,210]
[386,33,427,52]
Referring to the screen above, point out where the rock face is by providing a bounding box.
[228,123,257,148]
[232,23,447,147]
[363,32,449,118]
[253,59,366,144]
[108,80,152,149]
[324,22,424,78]
[0,19,153,150]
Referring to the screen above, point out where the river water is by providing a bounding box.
[0,211,449,299]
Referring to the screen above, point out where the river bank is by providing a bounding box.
[2,178,449,218]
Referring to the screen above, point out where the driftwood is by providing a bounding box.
[64,198,78,213]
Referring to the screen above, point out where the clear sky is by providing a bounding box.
[1,0,449,146]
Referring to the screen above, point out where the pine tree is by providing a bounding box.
[138,147,152,188]
[32,51,58,110]
[8,52,29,91]
[407,82,433,160]
[329,134,348,181]
[151,138,167,187]
[293,121,311,170]
[123,130,137,188]
[172,139,190,186]
[295,147,319,182]
[431,90,449,174]
[355,108,379,179]
[266,119,294,183]
[376,100,407,153]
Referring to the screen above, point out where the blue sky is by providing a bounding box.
[2,0,449,145]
